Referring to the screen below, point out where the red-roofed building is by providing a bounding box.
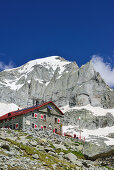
[0,101,64,133]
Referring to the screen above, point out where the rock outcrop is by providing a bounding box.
[63,109,114,129]
[0,56,113,109]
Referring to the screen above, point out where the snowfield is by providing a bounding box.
[2,56,71,91]
[60,104,114,117]
[61,104,114,146]
[62,125,114,146]
[0,102,21,116]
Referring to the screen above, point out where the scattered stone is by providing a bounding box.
[44,147,55,153]
[64,153,77,164]
[75,160,83,167]
[59,152,64,155]
[38,146,44,151]
[1,144,10,151]
[53,144,67,150]
[0,128,113,169]
[82,161,90,168]
[48,151,57,156]
[29,140,37,146]
[32,154,39,159]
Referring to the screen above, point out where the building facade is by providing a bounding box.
[0,101,64,133]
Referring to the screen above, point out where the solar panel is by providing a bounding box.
[47,105,52,110]
[15,104,40,113]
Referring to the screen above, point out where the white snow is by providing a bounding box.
[61,104,114,146]
[60,104,114,117]
[3,79,23,90]
[17,56,71,75]
[62,125,114,146]
[0,102,21,117]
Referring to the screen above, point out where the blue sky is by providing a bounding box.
[0,0,114,87]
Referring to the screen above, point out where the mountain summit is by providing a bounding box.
[0,56,113,108]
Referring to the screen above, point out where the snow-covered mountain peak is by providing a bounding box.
[1,56,74,91]
[18,56,71,74]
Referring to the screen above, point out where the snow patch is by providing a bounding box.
[0,102,21,116]
[62,125,114,146]
[60,104,114,117]
[18,56,71,75]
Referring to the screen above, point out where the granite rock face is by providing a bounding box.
[0,56,113,108]
[63,109,114,129]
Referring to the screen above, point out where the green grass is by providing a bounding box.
[49,142,85,159]
[54,148,85,159]
[25,135,33,139]
[105,167,114,170]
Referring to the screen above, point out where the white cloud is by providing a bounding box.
[92,55,114,88]
[0,61,15,71]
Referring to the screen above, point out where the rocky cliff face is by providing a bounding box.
[0,56,113,108]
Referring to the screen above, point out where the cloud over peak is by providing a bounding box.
[0,61,15,71]
[92,55,114,88]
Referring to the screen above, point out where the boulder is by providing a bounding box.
[53,144,67,150]
[64,153,77,164]
[32,154,39,159]
[29,140,37,147]
[1,144,10,151]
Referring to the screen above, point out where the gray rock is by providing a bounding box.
[38,146,44,151]
[53,144,67,150]
[1,144,10,151]
[75,160,83,166]
[44,147,55,153]
[48,151,57,156]
[0,56,113,109]
[3,151,15,157]
[64,153,77,164]
[59,152,64,155]
[63,109,114,130]
[29,140,37,146]
[83,142,114,160]
[52,164,57,169]
[32,154,39,159]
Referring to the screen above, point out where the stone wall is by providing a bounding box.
[0,103,63,133]
[23,103,63,133]
[0,115,23,130]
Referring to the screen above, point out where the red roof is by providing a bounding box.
[0,101,64,121]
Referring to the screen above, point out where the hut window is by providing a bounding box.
[34,124,37,129]
[32,123,37,129]
[55,128,57,133]
[41,114,43,119]
[10,124,12,129]
[44,115,46,120]
[32,123,34,128]
[41,114,46,120]
[8,113,11,117]
[15,123,19,129]
[13,124,15,129]
[55,118,57,123]
[34,113,37,118]
[58,118,60,123]
[32,113,37,118]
